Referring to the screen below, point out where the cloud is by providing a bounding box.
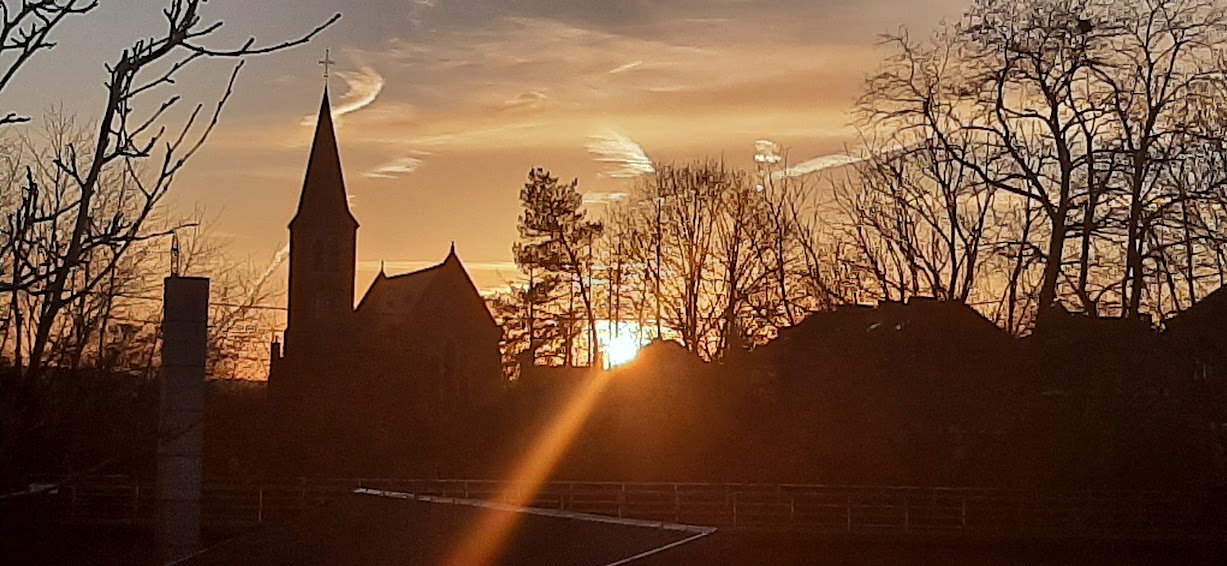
[587,130,655,178]
[246,243,290,307]
[609,61,643,74]
[501,90,548,111]
[773,153,865,178]
[334,66,385,116]
[364,156,427,179]
[357,259,522,294]
[755,139,783,165]
[773,142,919,178]
[581,191,629,205]
[301,65,385,125]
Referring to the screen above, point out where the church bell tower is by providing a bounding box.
[284,87,358,357]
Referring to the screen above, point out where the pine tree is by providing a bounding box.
[513,168,604,366]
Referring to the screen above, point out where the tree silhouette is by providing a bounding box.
[513,168,603,366]
[0,0,336,378]
[853,0,1227,326]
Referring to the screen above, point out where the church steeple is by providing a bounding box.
[291,87,358,229]
[283,87,359,358]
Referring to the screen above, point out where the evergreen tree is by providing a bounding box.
[513,168,604,366]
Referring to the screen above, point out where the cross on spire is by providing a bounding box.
[318,48,336,82]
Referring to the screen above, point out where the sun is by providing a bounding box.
[603,333,641,368]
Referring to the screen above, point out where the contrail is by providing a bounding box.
[587,130,655,178]
[581,191,629,205]
[772,142,916,179]
[772,153,866,178]
[244,243,290,308]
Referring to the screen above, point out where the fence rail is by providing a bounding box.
[17,477,1225,540]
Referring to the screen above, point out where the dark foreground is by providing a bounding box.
[4,525,1224,565]
[5,492,1226,565]
[644,532,1227,565]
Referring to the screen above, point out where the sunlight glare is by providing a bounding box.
[604,333,640,368]
[445,367,613,566]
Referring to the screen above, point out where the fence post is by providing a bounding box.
[1018,492,1027,533]
[961,495,967,529]
[904,493,910,533]
[673,483,680,523]
[790,495,795,523]
[731,491,738,529]
[134,484,141,521]
[846,493,853,532]
[257,488,264,523]
[618,484,626,518]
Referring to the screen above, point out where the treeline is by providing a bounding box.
[493,0,1227,369]
[493,162,836,368]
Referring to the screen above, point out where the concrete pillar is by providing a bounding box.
[158,276,209,563]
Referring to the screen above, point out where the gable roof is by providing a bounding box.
[355,245,498,330]
[356,259,448,316]
[290,87,359,229]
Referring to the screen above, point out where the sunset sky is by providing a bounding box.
[4,0,969,294]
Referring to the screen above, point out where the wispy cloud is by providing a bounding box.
[581,191,629,205]
[773,153,865,178]
[246,243,289,307]
[500,89,548,111]
[301,65,385,125]
[773,141,922,178]
[364,155,427,179]
[609,61,643,74]
[334,66,385,117]
[587,130,655,178]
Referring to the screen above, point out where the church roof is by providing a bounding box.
[356,245,476,318]
[290,87,359,229]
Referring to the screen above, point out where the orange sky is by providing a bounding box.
[3,0,971,295]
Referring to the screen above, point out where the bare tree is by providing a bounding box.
[834,134,996,304]
[605,159,825,357]
[0,1,336,378]
[0,0,99,127]
[853,0,1227,327]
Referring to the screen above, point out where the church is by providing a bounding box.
[268,88,504,477]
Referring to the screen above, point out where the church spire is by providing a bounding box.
[283,86,359,360]
[290,87,358,229]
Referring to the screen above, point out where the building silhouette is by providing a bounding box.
[268,89,502,477]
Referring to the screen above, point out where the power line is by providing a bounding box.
[111,293,287,311]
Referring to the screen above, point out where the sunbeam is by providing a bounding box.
[445,367,614,566]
